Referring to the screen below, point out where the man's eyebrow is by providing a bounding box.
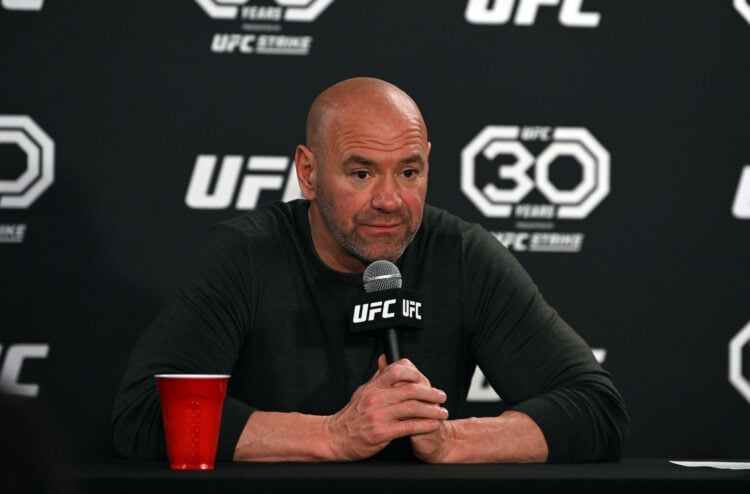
[342,155,375,167]
[342,154,425,167]
[399,153,425,166]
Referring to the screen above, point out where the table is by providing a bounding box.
[64,458,750,494]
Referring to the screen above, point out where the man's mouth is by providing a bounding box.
[361,223,402,234]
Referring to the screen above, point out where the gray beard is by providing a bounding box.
[316,196,419,265]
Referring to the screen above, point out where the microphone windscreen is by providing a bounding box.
[363,260,402,293]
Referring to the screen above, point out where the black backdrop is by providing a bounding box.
[1,0,749,461]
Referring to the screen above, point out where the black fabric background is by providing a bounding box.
[1,0,748,461]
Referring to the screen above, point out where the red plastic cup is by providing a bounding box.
[155,374,230,470]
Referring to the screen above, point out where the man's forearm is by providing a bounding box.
[438,411,548,463]
[233,410,337,462]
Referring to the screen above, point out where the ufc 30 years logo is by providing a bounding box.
[0,115,55,209]
[461,125,609,220]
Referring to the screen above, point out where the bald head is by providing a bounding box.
[294,76,430,271]
[305,77,426,151]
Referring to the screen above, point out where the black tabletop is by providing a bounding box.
[57,458,750,494]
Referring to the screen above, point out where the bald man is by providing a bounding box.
[112,77,629,464]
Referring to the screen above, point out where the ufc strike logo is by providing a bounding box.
[185,155,302,209]
[0,116,55,209]
[461,126,609,219]
[729,321,750,404]
[732,166,750,219]
[1,0,43,10]
[0,343,49,397]
[465,0,600,27]
[195,0,334,21]
[735,0,750,25]
[352,299,422,323]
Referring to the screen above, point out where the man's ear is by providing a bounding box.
[425,141,431,176]
[294,145,316,200]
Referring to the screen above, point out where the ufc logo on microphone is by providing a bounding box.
[402,300,422,319]
[353,300,397,323]
[352,299,422,323]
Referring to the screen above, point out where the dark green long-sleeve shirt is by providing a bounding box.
[111,199,629,463]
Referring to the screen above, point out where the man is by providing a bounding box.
[111,77,629,463]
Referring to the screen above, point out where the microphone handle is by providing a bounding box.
[383,328,401,363]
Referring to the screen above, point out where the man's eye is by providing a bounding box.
[354,171,369,180]
[403,169,416,178]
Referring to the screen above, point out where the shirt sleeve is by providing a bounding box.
[463,226,630,462]
[110,224,256,461]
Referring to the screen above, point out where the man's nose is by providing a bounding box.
[371,176,402,211]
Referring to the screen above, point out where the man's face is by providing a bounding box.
[307,107,430,271]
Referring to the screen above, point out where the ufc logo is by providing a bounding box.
[1,0,44,10]
[352,300,396,323]
[0,343,49,397]
[185,154,302,209]
[465,0,600,28]
[735,0,750,25]
[732,166,750,219]
[352,299,422,323]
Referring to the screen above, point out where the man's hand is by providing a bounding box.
[410,419,454,462]
[324,354,448,460]
[410,411,550,464]
[233,354,447,462]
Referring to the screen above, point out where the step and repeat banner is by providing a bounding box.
[1,0,749,461]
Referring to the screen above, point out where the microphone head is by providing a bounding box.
[363,260,402,293]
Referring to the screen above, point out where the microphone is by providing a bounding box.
[348,261,422,362]
[363,260,404,364]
